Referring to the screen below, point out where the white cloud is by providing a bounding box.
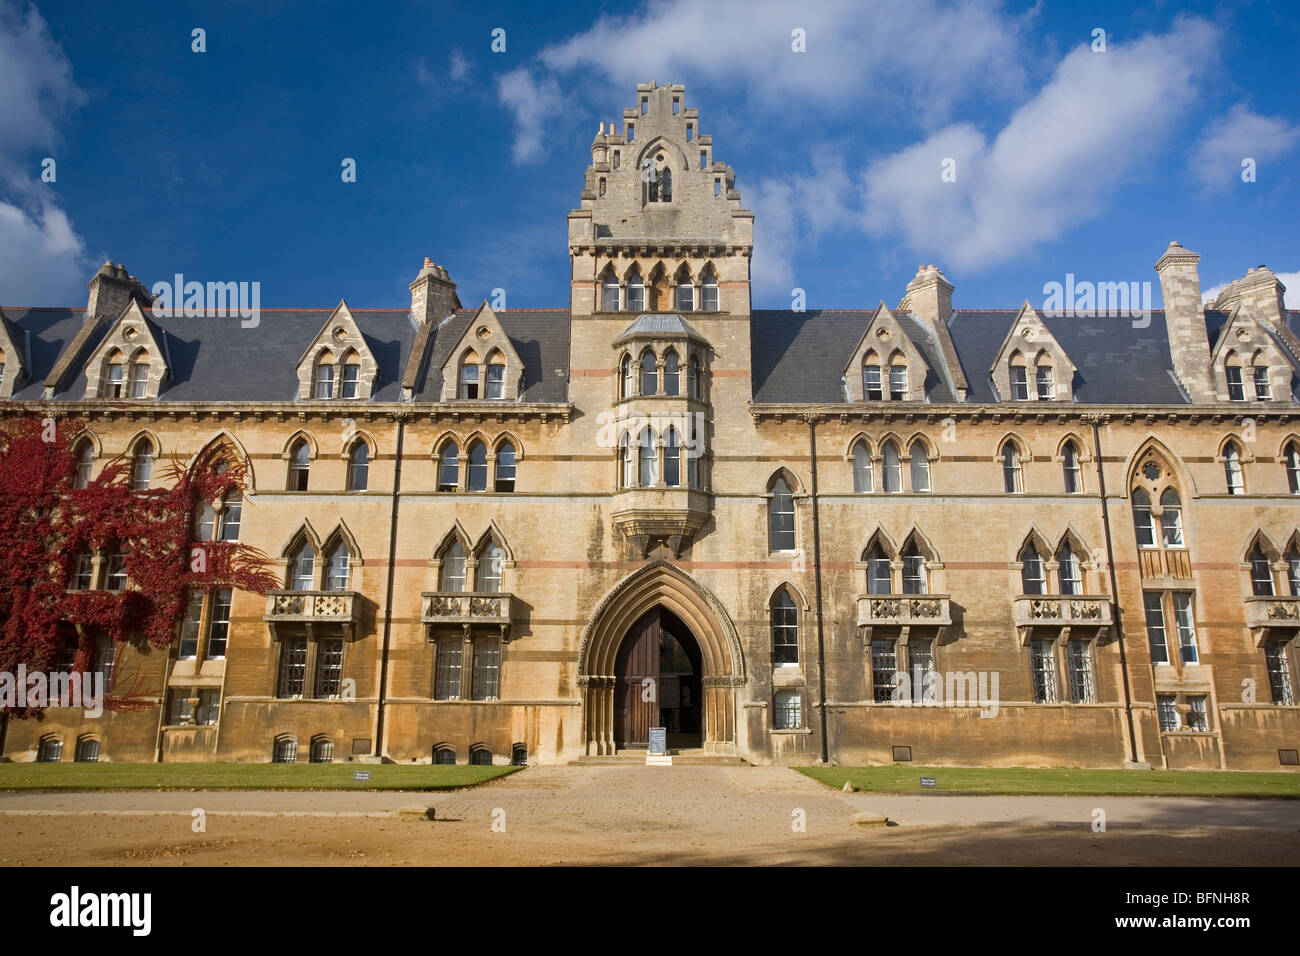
[0,1,93,305]
[861,17,1218,272]
[537,0,1029,123]
[1204,271,1300,309]
[1188,104,1299,191]
[497,68,564,164]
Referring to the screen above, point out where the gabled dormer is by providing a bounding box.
[82,299,171,400]
[0,307,29,399]
[440,302,525,401]
[296,300,379,401]
[990,301,1077,402]
[1209,304,1295,403]
[844,302,930,402]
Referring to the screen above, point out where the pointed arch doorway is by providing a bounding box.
[579,560,745,756]
[614,607,703,750]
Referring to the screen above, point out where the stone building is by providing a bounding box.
[1,82,1298,770]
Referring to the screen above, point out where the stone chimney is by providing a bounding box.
[408,258,460,325]
[87,261,152,322]
[1154,241,1215,402]
[898,264,968,400]
[402,259,462,399]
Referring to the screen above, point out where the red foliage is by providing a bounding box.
[0,416,279,715]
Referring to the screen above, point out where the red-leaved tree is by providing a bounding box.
[0,415,279,717]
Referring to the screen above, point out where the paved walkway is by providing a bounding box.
[2,766,1296,865]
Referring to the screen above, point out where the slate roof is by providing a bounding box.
[2,304,1296,406]
[617,313,704,339]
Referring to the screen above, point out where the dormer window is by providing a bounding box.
[1035,362,1055,400]
[1009,356,1029,401]
[340,352,361,399]
[486,359,506,399]
[129,356,150,399]
[1253,366,1271,400]
[103,351,125,398]
[863,361,883,401]
[313,355,335,399]
[1226,363,1245,401]
[459,353,479,399]
[888,363,908,401]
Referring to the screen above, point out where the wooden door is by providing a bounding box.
[614,609,660,747]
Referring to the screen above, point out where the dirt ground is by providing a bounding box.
[2,765,1297,866]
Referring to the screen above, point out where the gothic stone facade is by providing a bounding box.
[3,82,1299,770]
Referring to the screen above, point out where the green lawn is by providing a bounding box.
[0,762,521,791]
[797,765,1300,798]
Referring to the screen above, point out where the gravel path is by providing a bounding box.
[2,766,1296,866]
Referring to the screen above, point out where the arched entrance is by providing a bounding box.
[614,607,703,750]
[578,560,745,756]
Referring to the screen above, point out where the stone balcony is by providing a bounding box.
[856,594,951,642]
[422,592,516,638]
[264,590,360,641]
[1244,595,1300,645]
[1013,594,1114,642]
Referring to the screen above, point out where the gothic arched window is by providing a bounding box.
[1020,543,1045,595]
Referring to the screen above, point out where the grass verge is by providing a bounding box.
[0,762,521,791]
[797,765,1300,798]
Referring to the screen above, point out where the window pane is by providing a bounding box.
[1173,592,1197,664]
[486,364,505,399]
[1226,365,1244,401]
[478,542,505,593]
[1030,639,1057,703]
[206,590,231,657]
[440,541,466,592]
[290,543,314,591]
[1132,490,1155,547]
[219,493,242,541]
[770,593,798,666]
[863,364,882,400]
[639,429,658,486]
[701,281,719,311]
[1036,365,1055,400]
[640,353,657,395]
[852,443,873,493]
[438,443,459,491]
[179,593,203,658]
[326,542,350,591]
[1157,695,1179,731]
[1264,642,1295,705]
[888,365,907,400]
[1159,490,1183,546]
[1010,366,1028,400]
[871,640,897,702]
[664,429,681,487]
[1020,545,1044,595]
[434,637,463,699]
[467,442,488,491]
[277,638,307,698]
[909,443,930,492]
[471,639,500,700]
[663,352,680,395]
[773,691,801,730]
[1066,640,1094,703]
[347,444,369,491]
[459,363,479,399]
[314,638,344,698]
[769,478,795,551]
[866,552,891,595]
[1253,367,1270,400]
[902,553,926,594]
[882,444,901,493]
[602,279,620,312]
[1143,593,1168,665]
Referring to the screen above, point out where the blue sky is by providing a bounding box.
[1,0,1297,312]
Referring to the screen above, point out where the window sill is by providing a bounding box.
[770,727,812,735]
